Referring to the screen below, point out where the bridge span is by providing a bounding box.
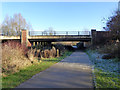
[28,35,91,42]
[0,30,92,47]
[0,29,110,48]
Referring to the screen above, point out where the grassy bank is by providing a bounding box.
[2,50,72,88]
[95,68,120,88]
[86,50,120,88]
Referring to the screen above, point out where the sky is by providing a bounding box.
[1,2,118,31]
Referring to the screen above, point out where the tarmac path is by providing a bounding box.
[16,50,93,88]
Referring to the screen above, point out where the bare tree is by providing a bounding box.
[104,10,120,40]
[1,13,33,36]
[43,27,56,35]
[83,28,89,35]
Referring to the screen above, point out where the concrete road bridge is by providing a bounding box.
[0,29,110,48]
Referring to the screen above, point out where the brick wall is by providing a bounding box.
[21,30,31,47]
[91,30,111,45]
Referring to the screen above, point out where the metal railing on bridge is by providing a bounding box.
[29,31,91,36]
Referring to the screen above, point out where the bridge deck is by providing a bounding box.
[0,35,91,42]
[0,36,20,40]
[28,35,91,42]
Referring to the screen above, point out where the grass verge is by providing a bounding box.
[85,49,120,88]
[95,68,120,88]
[2,50,72,88]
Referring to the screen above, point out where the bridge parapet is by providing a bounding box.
[29,31,91,36]
[28,35,91,39]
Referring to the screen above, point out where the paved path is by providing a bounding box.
[16,51,93,88]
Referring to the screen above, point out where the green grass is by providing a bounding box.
[2,50,72,88]
[95,68,120,88]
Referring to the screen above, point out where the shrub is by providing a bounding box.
[2,41,32,75]
[44,49,50,58]
[40,50,44,58]
[49,46,57,58]
[34,48,40,57]
[98,42,120,59]
[51,46,56,57]
[27,48,34,62]
[49,49,53,58]
[53,44,65,56]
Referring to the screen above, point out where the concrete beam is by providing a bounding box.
[0,36,20,40]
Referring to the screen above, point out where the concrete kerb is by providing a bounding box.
[87,53,97,89]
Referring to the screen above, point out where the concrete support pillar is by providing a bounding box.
[40,42,42,48]
[84,41,91,48]
[38,42,41,49]
[33,42,35,47]
[57,49,59,57]
[38,42,40,47]
[45,42,47,46]
[41,42,44,47]
[44,42,46,46]
[37,42,39,46]
[42,42,44,46]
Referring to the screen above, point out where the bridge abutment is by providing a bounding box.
[91,29,111,46]
[91,29,97,46]
[21,29,28,47]
[21,29,31,47]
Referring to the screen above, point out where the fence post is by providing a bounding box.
[66,32,68,35]
[29,31,30,36]
[54,31,56,35]
[78,31,79,36]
